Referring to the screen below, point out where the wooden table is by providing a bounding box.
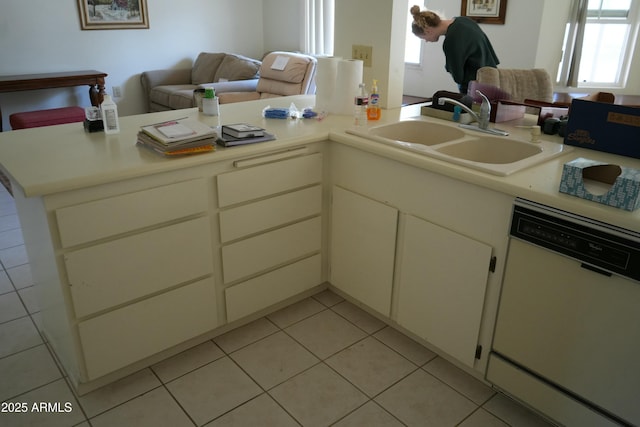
[0,70,107,131]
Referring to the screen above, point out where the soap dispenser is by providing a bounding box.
[367,79,381,121]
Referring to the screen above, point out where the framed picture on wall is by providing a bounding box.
[77,0,149,30]
[461,0,507,25]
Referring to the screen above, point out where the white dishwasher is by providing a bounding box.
[487,199,640,427]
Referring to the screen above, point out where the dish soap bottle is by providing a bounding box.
[367,79,381,121]
[354,83,368,126]
[101,94,120,134]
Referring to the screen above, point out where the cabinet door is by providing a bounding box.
[330,186,398,316]
[396,214,492,367]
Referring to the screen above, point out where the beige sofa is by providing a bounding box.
[140,52,261,112]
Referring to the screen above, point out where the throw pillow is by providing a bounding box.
[214,54,261,83]
[192,53,226,85]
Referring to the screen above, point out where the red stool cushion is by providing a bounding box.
[10,106,85,130]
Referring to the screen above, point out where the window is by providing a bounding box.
[405,12,422,64]
[303,0,334,56]
[558,0,639,88]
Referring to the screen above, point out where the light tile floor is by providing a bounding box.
[0,184,556,426]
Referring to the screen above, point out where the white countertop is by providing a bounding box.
[1,94,639,232]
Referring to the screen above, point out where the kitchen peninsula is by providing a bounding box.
[1,95,638,424]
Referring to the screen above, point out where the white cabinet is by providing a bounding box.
[330,186,398,316]
[48,178,218,383]
[18,144,327,392]
[218,151,324,322]
[396,214,492,367]
[330,143,512,372]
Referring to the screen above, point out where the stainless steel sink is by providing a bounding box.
[346,119,572,176]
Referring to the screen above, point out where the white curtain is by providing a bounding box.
[564,0,589,87]
[302,0,335,56]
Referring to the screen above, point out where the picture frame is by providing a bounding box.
[461,0,507,25]
[77,0,149,30]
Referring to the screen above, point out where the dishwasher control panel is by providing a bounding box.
[511,200,640,282]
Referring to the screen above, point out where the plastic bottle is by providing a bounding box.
[101,94,120,134]
[354,83,368,126]
[367,79,381,121]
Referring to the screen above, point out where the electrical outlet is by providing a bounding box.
[112,86,122,98]
[352,45,373,67]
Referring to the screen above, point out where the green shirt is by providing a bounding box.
[443,16,499,92]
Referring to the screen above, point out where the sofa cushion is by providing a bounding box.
[257,79,304,97]
[214,54,261,83]
[169,89,199,110]
[192,53,226,85]
[259,53,311,84]
[150,84,197,109]
[217,91,261,104]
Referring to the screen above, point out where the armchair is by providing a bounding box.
[217,51,317,104]
[475,67,554,103]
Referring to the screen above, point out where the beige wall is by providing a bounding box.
[334,0,409,109]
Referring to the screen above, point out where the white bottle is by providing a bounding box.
[354,83,368,127]
[101,94,120,134]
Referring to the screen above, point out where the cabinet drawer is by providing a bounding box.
[222,217,321,283]
[226,254,321,322]
[219,185,322,243]
[65,217,213,318]
[217,153,322,207]
[78,277,217,380]
[56,179,207,248]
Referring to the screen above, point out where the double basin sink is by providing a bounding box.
[347,119,571,176]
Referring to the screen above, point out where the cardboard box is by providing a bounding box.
[564,99,640,158]
[559,158,640,211]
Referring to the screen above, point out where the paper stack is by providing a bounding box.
[137,117,217,156]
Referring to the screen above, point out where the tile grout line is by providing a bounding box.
[149,369,198,427]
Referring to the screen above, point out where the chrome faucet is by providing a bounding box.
[437,90,508,136]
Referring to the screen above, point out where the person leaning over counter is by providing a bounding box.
[410,5,500,95]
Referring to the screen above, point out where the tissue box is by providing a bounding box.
[564,99,640,158]
[559,158,640,211]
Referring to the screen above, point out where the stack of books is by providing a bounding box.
[137,118,217,156]
[218,123,276,147]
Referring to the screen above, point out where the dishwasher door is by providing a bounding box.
[491,237,640,425]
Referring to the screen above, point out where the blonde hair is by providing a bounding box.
[410,5,442,35]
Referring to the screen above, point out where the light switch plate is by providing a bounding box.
[352,45,373,67]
